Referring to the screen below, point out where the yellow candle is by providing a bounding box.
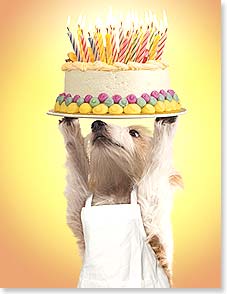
[149,32,160,60]
[77,25,85,62]
[98,30,106,62]
[105,29,113,64]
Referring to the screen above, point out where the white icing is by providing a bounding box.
[64,68,170,97]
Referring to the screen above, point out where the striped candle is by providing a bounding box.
[118,31,130,62]
[155,28,168,60]
[125,30,137,63]
[110,27,118,63]
[88,32,99,61]
[119,22,124,49]
[105,28,113,64]
[130,31,141,62]
[80,30,90,62]
[67,27,81,61]
[97,29,106,62]
[94,30,100,61]
[149,31,160,60]
[136,27,150,63]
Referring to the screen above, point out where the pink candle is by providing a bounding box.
[111,27,118,62]
[81,30,90,62]
[155,28,168,60]
[118,31,130,62]
[119,22,124,49]
[136,27,150,63]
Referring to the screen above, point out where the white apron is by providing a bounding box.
[77,188,170,288]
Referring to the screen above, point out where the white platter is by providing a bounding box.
[47,108,187,119]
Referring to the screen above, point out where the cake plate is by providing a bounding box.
[47,108,187,119]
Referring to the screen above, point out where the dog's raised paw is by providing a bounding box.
[155,116,177,125]
[59,117,78,125]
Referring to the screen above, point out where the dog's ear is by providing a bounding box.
[169,174,184,189]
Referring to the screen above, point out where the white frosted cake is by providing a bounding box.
[53,13,183,115]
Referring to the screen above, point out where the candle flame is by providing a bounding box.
[67,16,71,27]
[163,10,168,29]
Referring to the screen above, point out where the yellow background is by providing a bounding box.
[0,0,221,288]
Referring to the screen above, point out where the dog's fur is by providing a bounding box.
[59,117,183,287]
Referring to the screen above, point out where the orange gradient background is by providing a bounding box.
[0,0,221,288]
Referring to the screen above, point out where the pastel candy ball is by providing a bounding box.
[104,97,114,107]
[54,101,61,112]
[65,97,73,106]
[98,92,108,102]
[160,90,167,97]
[151,90,159,99]
[166,93,173,101]
[155,101,165,113]
[73,95,81,102]
[141,104,155,114]
[137,97,146,108]
[126,94,137,103]
[170,100,178,111]
[59,92,66,97]
[60,101,67,113]
[124,104,141,114]
[176,102,181,110]
[109,104,123,114]
[173,93,179,102]
[77,97,85,106]
[90,97,100,107]
[164,100,172,112]
[67,102,79,114]
[167,89,175,96]
[56,95,65,104]
[141,93,150,102]
[92,103,108,114]
[79,103,92,114]
[112,94,122,103]
[149,96,157,106]
[84,95,93,103]
[158,94,165,101]
[65,93,72,99]
[119,98,128,107]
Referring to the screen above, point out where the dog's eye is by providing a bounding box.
[129,129,140,138]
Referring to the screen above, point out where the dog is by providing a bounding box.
[59,116,183,286]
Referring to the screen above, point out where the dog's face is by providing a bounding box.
[86,120,152,195]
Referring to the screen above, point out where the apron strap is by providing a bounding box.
[85,187,138,207]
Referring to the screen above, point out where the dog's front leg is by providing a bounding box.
[59,118,89,257]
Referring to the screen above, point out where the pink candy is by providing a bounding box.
[167,89,175,96]
[160,90,167,97]
[84,95,93,103]
[60,92,67,96]
[73,95,80,102]
[126,94,137,103]
[151,91,159,99]
[141,93,150,102]
[98,92,109,102]
[112,94,122,103]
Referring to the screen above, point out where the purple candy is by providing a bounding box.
[112,94,122,103]
[84,94,93,103]
[167,89,175,96]
[151,91,159,99]
[73,95,80,102]
[98,92,109,102]
[126,94,137,103]
[59,92,66,96]
[141,93,150,102]
[160,89,167,97]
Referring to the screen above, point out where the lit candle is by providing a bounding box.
[105,28,113,64]
[130,30,140,62]
[88,31,99,61]
[155,11,168,60]
[110,27,118,63]
[66,16,81,61]
[136,25,150,63]
[118,31,130,62]
[119,21,124,49]
[97,29,106,62]
[80,29,90,62]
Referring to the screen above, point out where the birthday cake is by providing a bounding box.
[53,12,182,115]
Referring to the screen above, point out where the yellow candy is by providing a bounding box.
[92,103,108,114]
[164,100,172,112]
[79,103,92,114]
[155,101,165,113]
[124,104,141,114]
[109,104,123,115]
[54,101,61,112]
[176,102,181,110]
[141,104,155,114]
[67,102,79,114]
[169,100,177,111]
[67,52,77,62]
[60,101,67,113]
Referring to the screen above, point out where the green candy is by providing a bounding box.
[65,97,73,106]
[149,96,157,106]
[77,97,85,106]
[104,97,114,107]
[137,97,146,108]
[56,95,65,104]
[119,98,128,107]
[166,93,173,102]
[158,94,165,101]
[89,97,100,107]
[173,93,179,102]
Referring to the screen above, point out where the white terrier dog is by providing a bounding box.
[59,117,183,286]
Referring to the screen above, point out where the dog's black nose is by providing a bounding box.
[91,120,107,132]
